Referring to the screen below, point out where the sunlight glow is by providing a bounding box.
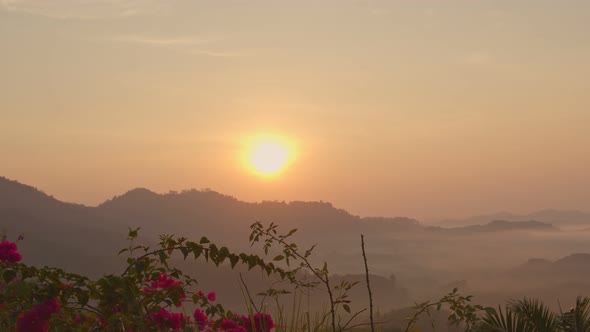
[242,135,295,177]
[251,142,288,175]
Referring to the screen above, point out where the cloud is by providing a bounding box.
[0,0,166,20]
[110,35,252,58]
[112,35,216,47]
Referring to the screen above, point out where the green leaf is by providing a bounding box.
[229,255,239,268]
[2,269,16,283]
[273,255,285,261]
[343,304,351,313]
[127,227,140,239]
[158,251,168,263]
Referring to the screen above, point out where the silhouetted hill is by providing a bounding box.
[0,177,421,271]
[0,177,127,275]
[515,253,590,275]
[97,188,370,243]
[0,176,85,214]
[437,209,590,228]
[362,217,422,232]
[426,220,558,233]
[0,177,413,310]
[554,253,590,270]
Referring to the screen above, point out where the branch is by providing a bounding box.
[361,234,375,332]
[239,272,260,313]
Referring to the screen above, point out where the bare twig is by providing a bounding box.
[361,234,375,332]
[346,319,392,330]
[404,300,446,332]
[239,272,260,313]
[341,308,367,331]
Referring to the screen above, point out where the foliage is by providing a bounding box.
[249,222,364,332]
[478,297,590,332]
[4,221,590,332]
[404,288,493,332]
[0,226,296,331]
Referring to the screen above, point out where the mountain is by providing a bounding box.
[0,176,413,310]
[436,209,590,228]
[426,220,558,233]
[514,253,590,277]
[4,176,590,312]
[0,176,424,273]
[0,177,128,275]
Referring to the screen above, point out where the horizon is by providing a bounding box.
[2,175,588,223]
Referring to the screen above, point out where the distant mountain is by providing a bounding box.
[515,253,590,275]
[436,209,590,228]
[3,176,590,311]
[361,217,422,232]
[426,220,558,233]
[0,176,412,310]
[0,176,422,268]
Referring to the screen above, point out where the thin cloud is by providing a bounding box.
[112,35,217,47]
[0,0,166,20]
[110,34,253,58]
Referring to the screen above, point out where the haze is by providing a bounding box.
[1,0,589,220]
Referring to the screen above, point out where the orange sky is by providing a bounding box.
[1,1,589,219]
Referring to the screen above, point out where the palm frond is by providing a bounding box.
[508,297,559,332]
[560,297,590,332]
[479,305,534,332]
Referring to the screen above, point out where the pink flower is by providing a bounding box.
[17,312,49,332]
[193,309,208,331]
[38,298,60,318]
[207,291,216,302]
[150,308,185,331]
[0,240,22,263]
[221,319,238,330]
[240,313,275,332]
[16,298,60,332]
[143,273,186,306]
[221,319,248,332]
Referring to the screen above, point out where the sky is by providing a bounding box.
[1,0,589,220]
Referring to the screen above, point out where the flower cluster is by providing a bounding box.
[143,272,182,293]
[16,298,60,332]
[220,318,247,332]
[193,308,211,330]
[142,272,186,306]
[242,313,275,332]
[3,231,278,332]
[196,290,217,302]
[0,240,22,263]
[193,309,275,332]
[150,308,189,331]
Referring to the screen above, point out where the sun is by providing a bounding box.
[243,135,295,177]
[251,142,289,175]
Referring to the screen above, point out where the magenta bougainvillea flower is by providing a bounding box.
[193,308,209,331]
[150,308,187,331]
[142,272,186,306]
[0,240,22,263]
[240,313,275,332]
[16,298,60,332]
